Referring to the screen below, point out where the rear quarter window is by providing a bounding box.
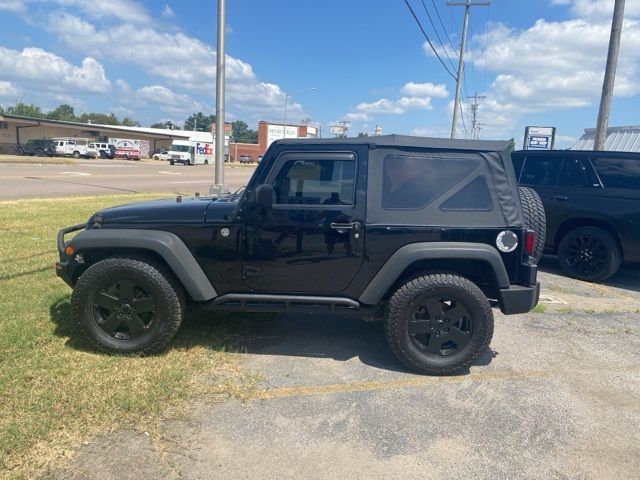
[591,157,640,189]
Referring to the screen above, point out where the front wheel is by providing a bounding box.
[384,273,494,375]
[557,227,621,282]
[71,257,185,354]
[73,151,81,159]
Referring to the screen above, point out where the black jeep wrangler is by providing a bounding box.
[16,139,56,156]
[56,136,541,375]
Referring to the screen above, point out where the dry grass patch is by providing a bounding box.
[0,155,75,165]
[0,194,259,479]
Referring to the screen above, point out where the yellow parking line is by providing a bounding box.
[255,369,547,400]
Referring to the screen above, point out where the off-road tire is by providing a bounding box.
[384,273,494,375]
[518,186,546,263]
[35,148,44,157]
[100,151,107,159]
[71,257,185,355]
[17,147,25,156]
[557,226,621,282]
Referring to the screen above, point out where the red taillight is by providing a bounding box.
[525,229,535,257]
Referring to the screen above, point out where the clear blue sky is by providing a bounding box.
[1,0,639,148]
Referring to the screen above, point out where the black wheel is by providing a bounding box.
[35,148,44,157]
[17,147,25,156]
[71,257,184,354]
[557,226,621,282]
[204,159,209,165]
[123,154,129,160]
[384,273,494,375]
[100,151,107,159]
[518,186,546,263]
[169,159,175,165]
[73,151,81,159]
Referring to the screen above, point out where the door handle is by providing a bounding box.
[552,195,568,201]
[330,222,361,231]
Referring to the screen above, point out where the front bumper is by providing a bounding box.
[55,223,86,287]
[499,282,541,315]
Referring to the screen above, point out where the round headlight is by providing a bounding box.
[496,230,518,253]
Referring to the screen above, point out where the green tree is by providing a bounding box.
[184,112,215,132]
[78,112,119,125]
[46,104,78,122]
[506,137,516,152]
[151,120,181,130]
[6,103,44,118]
[231,120,258,143]
[121,117,141,127]
[357,132,369,137]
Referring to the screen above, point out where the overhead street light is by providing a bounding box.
[283,87,317,139]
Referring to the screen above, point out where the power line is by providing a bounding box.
[431,0,459,55]
[404,0,457,79]
[420,0,457,71]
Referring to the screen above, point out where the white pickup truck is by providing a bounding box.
[53,138,93,158]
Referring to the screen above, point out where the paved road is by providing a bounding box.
[0,159,255,199]
[59,261,640,480]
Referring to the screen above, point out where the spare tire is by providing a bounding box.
[518,186,546,263]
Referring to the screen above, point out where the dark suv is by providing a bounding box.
[16,139,56,156]
[512,150,640,281]
[56,136,541,375]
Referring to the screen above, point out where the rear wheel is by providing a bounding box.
[100,151,107,159]
[557,226,621,282]
[123,154,129,160]
[71,257,184,354]
[35,148,44,157]
[384,273,493,375]
[73,151,81,159]
[518,186,546,263]
[17,147,25,156]
[169,159,175,165]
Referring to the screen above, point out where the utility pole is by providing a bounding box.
[211,0,227,195]
[468,92,485,140]
[448,1,490,139]
[594,0,625,151]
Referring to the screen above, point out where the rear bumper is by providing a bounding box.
[499,282,541,315]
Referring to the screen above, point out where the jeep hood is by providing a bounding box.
[89,196,236,226]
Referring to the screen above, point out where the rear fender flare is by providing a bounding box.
[358,242,510,305]
[69,229,217,301]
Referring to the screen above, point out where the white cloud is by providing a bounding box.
[343,112,371,122]
[0,81,19,98]
[355,96,433,115]
[550,0,640,20]
[161,3,175,19]
[54,0,151,23]
[400,82,449,98]
[0,47,111,94]
[465,15,640,136]
[43,13,298,119]
[0,1,25,12]
[115,79,131,93]
[134,85,205,115]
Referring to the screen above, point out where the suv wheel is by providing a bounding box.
[99,151,107,159]
[384,273,493,375]
[71,257,185,354]
[557,226,621,282]
[34,148,44,157]
[17,147,25,156]
[518,186,546,262]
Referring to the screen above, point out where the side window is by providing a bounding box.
[520,156,562,187]
[272,159,355,206]
[382,155,478,209]
[558,157,589,187]
[591,157,640,189]
[511,154,525,180]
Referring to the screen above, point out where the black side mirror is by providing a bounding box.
[255,184,274,211]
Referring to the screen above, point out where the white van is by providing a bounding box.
[53,138,92,158]
[168,139,214,165]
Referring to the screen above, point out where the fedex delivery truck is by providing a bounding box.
[168,139,214,165]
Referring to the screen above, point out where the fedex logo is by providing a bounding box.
[196,143,212,155]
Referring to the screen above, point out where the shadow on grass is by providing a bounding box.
[50,296,496,375]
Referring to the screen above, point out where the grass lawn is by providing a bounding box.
[0,155,76,165]
[0,194,259,479]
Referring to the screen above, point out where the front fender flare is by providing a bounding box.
[358,242,510,305]
[69,229,217,301]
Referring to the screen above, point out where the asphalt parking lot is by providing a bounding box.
[58,257,640,480]
[0,157,255,199]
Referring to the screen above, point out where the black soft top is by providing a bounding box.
[274,134,510,153]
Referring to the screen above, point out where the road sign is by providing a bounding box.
[524,126,556,150]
